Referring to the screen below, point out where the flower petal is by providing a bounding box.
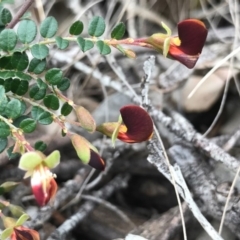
[120,105,153,142]
[31,166,57,206]
[177,19,207,55]
[13,226,40,240]
[88,150,105,171]
[168,45,200,69]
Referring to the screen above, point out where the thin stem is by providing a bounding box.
[6,0,34,29]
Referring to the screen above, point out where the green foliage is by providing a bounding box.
[77,37,94,52]
[111,22,125,39]
[96,40,111,55]
[88,16,105,37]
[31,44,49,59]
[43,94,59,110]
[0,8,12,25]
[17,19,37,43]
[69,20,84,35]
[40,16,58,38]
[55,36,69,49]
[45,68,63,85]
[0,5,131,194]
[0,29,17,51]
[34,141,47,152]
[61,102,73,116]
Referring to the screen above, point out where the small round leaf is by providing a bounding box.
[40,16,58,38]
[34,141,47,152]
[96,40,111,55]
[0,29,17,51]
[55,36,69,50]
[69,20,84,35]
[20,118,36,133]
[5,99,22,119]
[111,22,125,40]
[0,122,10,137]
[11,52,29,71]
[57,77,70,91]
[28,58,46,74]
[0,137,7,153]
[11,79,29,96]
[31,44,49,59]
[61,102,73,116]
[45,68,63,85]
[17,19,37,43]
[0,8,12,25]
[88,16,105,37]
[44,94,59,110]
[29,84,46,100]
[77,37,94,52]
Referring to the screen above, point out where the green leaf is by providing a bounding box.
[0,29,17,51]
[11,52,29,71]
[0,8,12,25]
[11,79,29,95]
[12,115,28,128]
[111,22,125,39]
[69,20,84,35]
[28,58,46,74]
[17,19,37,43]
[61,102,73,116]
[55,36,69,50]
[0,181,19,193]
[43,150,60,169]
[0,137,7,153]
[0,56,12,69]
[4,99,22,119]
[7,146,20,160]
[18,151,42,171]
[0,122,10,137]
[14,71,32,81]
[43,94,59,110]
[45,68,63,85]
[34,141,47,152]
[31,106,53,125]
[96,40,111,55]
[20,100,27,115]
[37,78,47,89]
[57,77,70,91]
[40,16,58,38]
[31,44,49,59]
[20,118,36,133]
[77,37,94,52]
[88,16,105,37]
[29,84,46,100]
[4,78,12,92]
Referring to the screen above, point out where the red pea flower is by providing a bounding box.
[11,226,40,240]
[97,105,153,143]
[147,19,208,68]
[31,165,57,206]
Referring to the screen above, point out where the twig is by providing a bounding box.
[150,108,240,171]
[141,56,187,240]
[81,194,135,228]
[47,174,129,240]
[147,139,224,240]
[6,0,34,29]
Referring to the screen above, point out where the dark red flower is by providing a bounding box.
[31,165,57,206]
[11,226,39,240]
[97,105,153,143]
[147,19,208,68]
[169,19,208,68]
